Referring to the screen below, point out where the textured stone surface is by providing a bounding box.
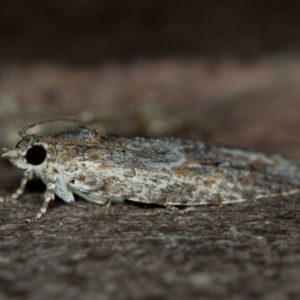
[1,195,300,300]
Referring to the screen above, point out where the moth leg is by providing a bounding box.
[106,198,112,208]
[0,170,33,203]
[104,198,113,214]
[35,178,57,220]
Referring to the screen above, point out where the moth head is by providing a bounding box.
[2,118,81,170]
[2,136,48,170]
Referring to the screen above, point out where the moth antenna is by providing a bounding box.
[18,118,84,140]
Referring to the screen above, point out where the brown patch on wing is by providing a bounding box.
[172,156,226,178]
[158,189,173,206]
[90,133,110,143]
[90,132,122,155]
[89,151,109,160]
[240,176,251,186]
[59,148,81,161]
[250,158,266,172]
[198,158,224,166]
[172,158,200,177]
[100,176,121,194]
[95,161,111,171]
[203,171,224,188]
[78,174,86,181]
[90,131,121,143]
[242,189,257,201]
[180,197,190,205]
[249,170,259,181]
[159,183,196,206]
[211,194,223,205]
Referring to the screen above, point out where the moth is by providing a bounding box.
[1,119,300,220]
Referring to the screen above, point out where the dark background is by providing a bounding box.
[1,0,300,63]
[1,1,300,299]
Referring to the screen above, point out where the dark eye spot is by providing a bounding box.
[25,146,47,165]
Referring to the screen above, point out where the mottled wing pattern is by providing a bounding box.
[48,127,300,206]
[2,123,300,220]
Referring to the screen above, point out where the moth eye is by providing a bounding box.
[25,146,47,165]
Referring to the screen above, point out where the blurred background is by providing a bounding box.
[1,0,300,157]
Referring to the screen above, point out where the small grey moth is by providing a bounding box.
[1,119,300,220]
